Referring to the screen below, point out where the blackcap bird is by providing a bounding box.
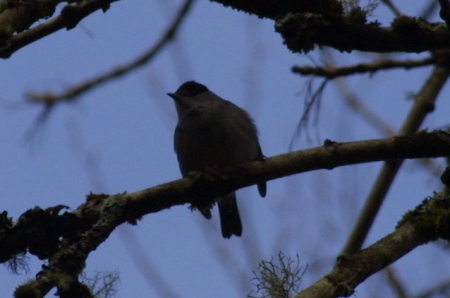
[168,81,266,238]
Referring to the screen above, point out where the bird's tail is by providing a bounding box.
[218,192,242,238]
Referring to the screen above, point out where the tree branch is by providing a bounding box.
[0,0,117,59]
[439,0,450,30]
[4,131,450,295]
[209,0,343,20]
[294,186,450,298]
[341,51,450,255]
[276,13,450,54]
[26,0,195,105]
[380,0,402,17]
[292,56,435,79]
[212,0,450,54]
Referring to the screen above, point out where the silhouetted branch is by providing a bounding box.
[3,132,450,261]
[210,0,343,20]
[292,57,435,79]
[26,0,196,106]
[295,187,450,298]
[341,51,450,255]
[439,0,450,30]
[5,131,450,296]
[0,0,116,59]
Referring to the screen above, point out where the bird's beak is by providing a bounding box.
[167,93,182,102]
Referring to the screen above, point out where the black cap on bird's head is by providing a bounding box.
[167,81,213,116]
[173,81,209,97]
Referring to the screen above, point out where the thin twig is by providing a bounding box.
[380,0,402,17]
[292,57,435,79]
[384,267,409,298]
[5,132,450,294]
[26,0,195,105]
[414,278,450,298]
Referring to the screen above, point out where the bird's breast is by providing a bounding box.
[174,117,258,176]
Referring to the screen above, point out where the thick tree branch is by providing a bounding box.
[2,132,450,261]
[0,0,60,44]
[4,132,450,295]
[212,0,450,53]
[123,131,450,218]
[3,132,450,256]
[276,14,450,54]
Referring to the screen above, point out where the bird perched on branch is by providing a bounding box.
[168,81,266,238]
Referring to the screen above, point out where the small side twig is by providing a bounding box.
[289,78,327,148]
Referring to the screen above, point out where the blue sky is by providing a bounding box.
[1,0,449,297]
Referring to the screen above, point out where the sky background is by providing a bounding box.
[1,0,450,297]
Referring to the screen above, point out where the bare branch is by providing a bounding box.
[380,0,402,17]
[0,0,117,59]
[26,0,196,105]
[3,132,450,262]
[414,278,450,298]
[292,57,435,79]
[294,187,450,298]
[317,48,444,178]
[122,131,450,219]
[384,267,409,298]
[5,131,450,296]
[341,51,450,255]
